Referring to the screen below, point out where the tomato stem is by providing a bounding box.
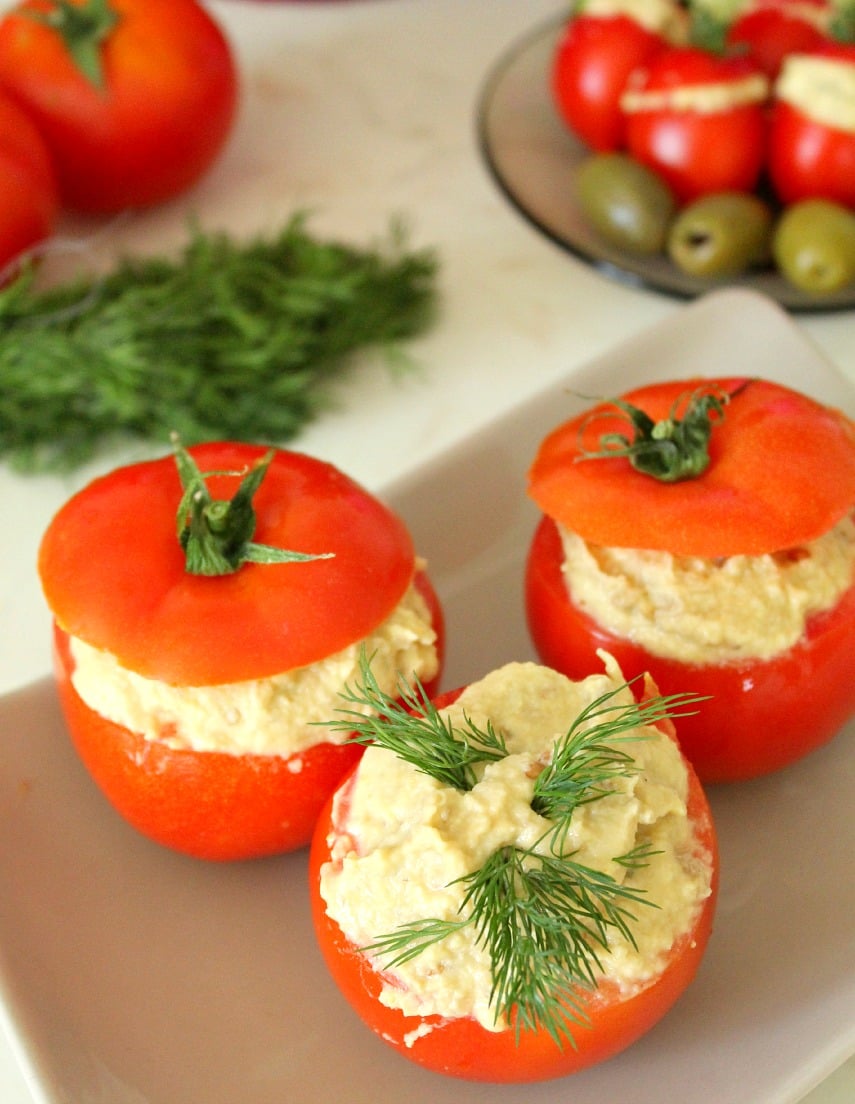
[574,382,747,482]
[23,0,121,90]
[173,438,334,576]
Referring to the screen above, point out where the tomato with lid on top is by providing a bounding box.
[525,378,855,782]
[39,441,444,860]
[310,657,718,1081]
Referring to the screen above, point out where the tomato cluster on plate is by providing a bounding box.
[552,0,855,208]
[0,0,238,276]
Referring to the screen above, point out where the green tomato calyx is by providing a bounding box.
[575,382,747,483]
[173,438,334,576]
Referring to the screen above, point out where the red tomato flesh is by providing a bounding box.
[525,514,855,783]
[527,377,855,557]
[309,685,718,1081]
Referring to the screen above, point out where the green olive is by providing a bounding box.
[575,153,676,256]
[667,192,773,279]
[772,199,855,295]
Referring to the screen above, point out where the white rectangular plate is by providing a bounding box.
[1,288,852,1104]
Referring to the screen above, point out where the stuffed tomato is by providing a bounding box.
[525,377,855,783]
[38,441,444,860]
[310,657,717,1082]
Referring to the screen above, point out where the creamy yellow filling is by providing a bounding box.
[775,54,855,133]
[69,578,439,758]
[559,515,855,664]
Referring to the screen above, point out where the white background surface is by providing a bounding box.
[0,1,853,1101]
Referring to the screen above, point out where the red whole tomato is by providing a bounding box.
[309,682,718,1081]
[525,378,855,783]
[622,46,769,202]
[768,44,855,207]
[0,89,58,276]
[726,0,831,79]
[551,5,677,152]
[38,442,445,860]
[0,0,238,213]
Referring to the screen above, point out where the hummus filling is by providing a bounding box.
[559,514,855,664]
[68,577,439,758]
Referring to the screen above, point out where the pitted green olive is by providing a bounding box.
[575,153,676,256]
[667,192,773,279]
[772,200,855,295]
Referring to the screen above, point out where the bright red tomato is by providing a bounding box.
[0,0,238,213]
[39,442,445,860]
[622,47,769,202]
[768,44,855,207]
[551,8,673,152]
[525,378,855,783]
[309,685,718,1081]
[0,88,58,275]
[726,0,831,78]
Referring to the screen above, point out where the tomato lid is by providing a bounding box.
[39,442,417,685]
[528,377,855,556]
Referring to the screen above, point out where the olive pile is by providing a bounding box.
[575,153,855,295]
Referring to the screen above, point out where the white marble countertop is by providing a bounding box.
[0,2,852,1101]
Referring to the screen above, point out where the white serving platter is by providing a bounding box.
[1,288,853,1104]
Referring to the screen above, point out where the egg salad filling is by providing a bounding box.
[558,514,855,665]
[68,577,438,758]
[320,659,713,1034]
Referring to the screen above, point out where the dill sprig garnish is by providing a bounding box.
[532,679,708,831]
[0,215,437,473]
[328,654,508,791]
[334,658,708,1048]
[365,842,658,1048]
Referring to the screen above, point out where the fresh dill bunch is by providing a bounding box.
[328,651,508,791]
[0,215,438,473]
[342,663,708,1048]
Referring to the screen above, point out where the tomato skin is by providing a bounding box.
[309,684,717,1082]
[0,0,238,212]
[38,442,424,686]
[551,14,668,152]
[51,570,444,861]
[525,514,855,783]
[0,89,58,274]
[623,48,768,203]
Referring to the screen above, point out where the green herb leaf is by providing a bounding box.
[0,216,438,473]
[532,679,708,831]
[368,843,658,1049]
[328,650,508,791]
